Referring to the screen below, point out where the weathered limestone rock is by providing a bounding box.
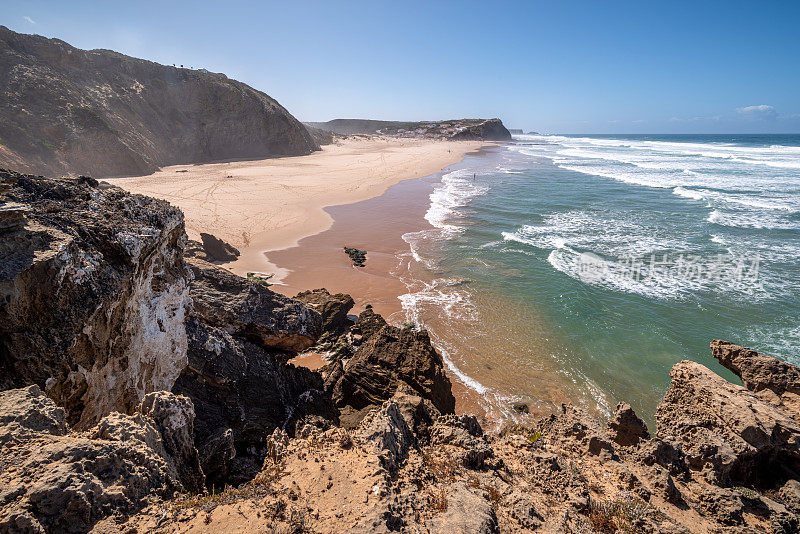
[656,360,800,487]
[357,400,416,472]
[0,171,190,427]
[138,391,205,493]
[431,414,494,469]
[425,483,499,533]
[711,339,800,398]
[0,386,192,533]
[188,257,321,352]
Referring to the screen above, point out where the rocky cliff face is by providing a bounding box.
[0,169,190,428]
[0,26,319,178]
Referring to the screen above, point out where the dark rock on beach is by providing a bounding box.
[184,232,240,262]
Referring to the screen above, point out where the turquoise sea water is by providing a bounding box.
[398,134,800,422]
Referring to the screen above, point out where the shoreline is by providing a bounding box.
[107,137,486,279]
[268,147,503,418]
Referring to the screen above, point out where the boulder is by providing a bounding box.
[199,232,240,261]
[655,360,800,487]
[430,414,494,469]
[0,386,190,533]
[0,171,190,428]
[356,400,416,472]
[188,257,321,352]
[330,325,456,417]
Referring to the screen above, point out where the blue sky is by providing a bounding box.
[3,1,799,133]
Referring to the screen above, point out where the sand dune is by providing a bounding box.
[108,137,484,277]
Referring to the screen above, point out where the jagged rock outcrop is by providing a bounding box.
[607,401,650,446]
[329,325,457,421]
[188,257,322,352]
[138,391,205,493]
[354,305,388,341]
[0,386,198,533]
[0,26,318,178]
[657,359,800,487]
[449,118,512,141]
[712,339,800,400]
[356,400,417,473]
[0,170,190,428]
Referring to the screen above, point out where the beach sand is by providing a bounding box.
[108,137,484,278]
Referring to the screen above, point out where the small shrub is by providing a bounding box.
[246,272,273,286]
[735,486,759,499]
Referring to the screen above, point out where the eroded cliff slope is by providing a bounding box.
[0,26,318,177]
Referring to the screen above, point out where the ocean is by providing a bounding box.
[396,134,800,423]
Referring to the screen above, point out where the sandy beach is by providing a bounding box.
[109,137,484,278]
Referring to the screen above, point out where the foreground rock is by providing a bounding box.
[0,26,318,178]
[0,170,190,428]
[0,386,200,533]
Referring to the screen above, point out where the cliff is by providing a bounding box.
[0,26,319,178]
[306,118,512,141]
[2,172,800,533]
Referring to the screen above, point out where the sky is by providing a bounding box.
[3,0,799,134]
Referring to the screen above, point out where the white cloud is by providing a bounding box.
[736,104,777,119]
[23,16,36,25]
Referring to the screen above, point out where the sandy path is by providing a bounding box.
[108,137,483,277]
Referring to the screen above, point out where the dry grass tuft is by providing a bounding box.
[587,492,652,534]
[421,447,459,483]
[427,487,448,513]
